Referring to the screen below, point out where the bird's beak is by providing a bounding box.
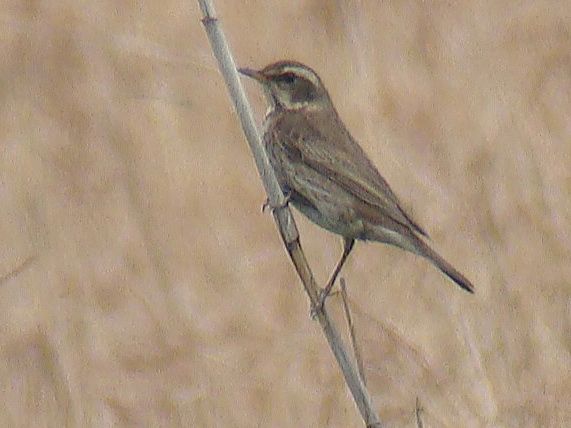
[238,67,267,82]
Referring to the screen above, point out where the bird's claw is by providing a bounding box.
[310,288,331,319]
[261,192,291,213]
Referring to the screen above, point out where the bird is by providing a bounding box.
[238,60,474,309]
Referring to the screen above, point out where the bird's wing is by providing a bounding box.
[275,113,428,237]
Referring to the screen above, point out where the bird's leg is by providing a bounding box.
[314,238,355,313]
[261,191,291,213]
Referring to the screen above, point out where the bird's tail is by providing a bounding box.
[365,223,474,293]
[416,239,475,293]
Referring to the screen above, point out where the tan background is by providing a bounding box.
[1,1,570,426]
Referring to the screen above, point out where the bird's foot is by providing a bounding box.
[310,288,337,319]
[261,191,291,213]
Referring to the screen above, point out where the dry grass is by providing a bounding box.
[1,1,570,426]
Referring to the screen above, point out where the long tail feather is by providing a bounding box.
[417,239,475,293]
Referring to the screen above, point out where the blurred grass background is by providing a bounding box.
[1,1,570,426]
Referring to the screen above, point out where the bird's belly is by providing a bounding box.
[291,196,365,240]
[266,138,365,239]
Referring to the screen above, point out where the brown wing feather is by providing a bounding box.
[274,110,428,237]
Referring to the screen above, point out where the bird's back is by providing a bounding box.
[265,106,428,238]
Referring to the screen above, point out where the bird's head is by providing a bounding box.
[239,60,331,111]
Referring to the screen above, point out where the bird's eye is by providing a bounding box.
[277,73,297,85]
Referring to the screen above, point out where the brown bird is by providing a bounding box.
[239,60,474,308]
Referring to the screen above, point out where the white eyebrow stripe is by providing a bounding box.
[280,66,320,88]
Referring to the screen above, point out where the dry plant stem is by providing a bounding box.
[197,1,382,426]
[340,278,367,387]
[415,397,424,428]
[0,255,36,285]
